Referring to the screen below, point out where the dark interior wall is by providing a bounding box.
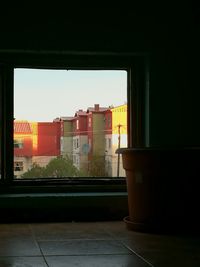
[0,4,199,147]
[149,19,200,147]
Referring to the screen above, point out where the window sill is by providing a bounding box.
[0,191,128,222]
[0,178,127,193]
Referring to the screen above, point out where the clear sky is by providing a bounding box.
[14,68,127,122]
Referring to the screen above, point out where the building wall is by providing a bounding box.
[104,110,112,135]
[72,135,88,171]
[14,156,32,178]
[14,122,34,177]
[60,120,73,159]
[61,136,73,159]
[14,136,33,157]
[73,116,87,136]
[111,134,126,177]
[87,113,93,159]
[111,104,127,135]
[37,122,60,156]
[105,105,127,177]
[32,156,57,168]
[62,120,73,137]
[92,113,105,156]
[79,135,89,171]
[14,121,61,177]
[31,122,38,155]
[105,134,113,176]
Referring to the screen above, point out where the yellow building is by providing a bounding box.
[111,104,127,135]
[105,104,127,177]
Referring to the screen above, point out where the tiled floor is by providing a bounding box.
[0,221,199,266]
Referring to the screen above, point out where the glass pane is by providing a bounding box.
[14,69,127,179]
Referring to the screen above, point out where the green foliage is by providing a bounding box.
[21,163,45,178]
[43,156,79,177]
[88,155,106,177]
[21,156,80,178]
[21,155,107,178]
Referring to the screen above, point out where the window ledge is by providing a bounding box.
[0,191,127,198]
[0,191,128,222]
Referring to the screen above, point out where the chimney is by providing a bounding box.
[94,104,99,111]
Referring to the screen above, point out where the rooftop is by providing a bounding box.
[14,121,32,134]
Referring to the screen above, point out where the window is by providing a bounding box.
[76,138,79,149]
[13,69,128,179]
[108,138,112,149]
[0,54,148,185]
[73,140,76,150]
[14,139,23,148]
[14,161,23,172]
[88,117,91,127]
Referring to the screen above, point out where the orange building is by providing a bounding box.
[14,121,61,178]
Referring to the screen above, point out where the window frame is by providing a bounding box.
[0,52,149,191]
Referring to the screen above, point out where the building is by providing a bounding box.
[86,104,109,176]
[56,104,127,177]
[104,109,112,176]
[87,104,108,157]
[14,121,34,178]
[104,104,127,177]
[72,110,88,171]
[14,121,61,178]
[57,117,74,160]
[57,104,110,175]
[32,122,61,168]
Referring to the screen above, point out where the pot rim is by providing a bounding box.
[116,147,200,154]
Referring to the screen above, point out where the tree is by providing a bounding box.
[43,156,79,178]
[88,155,106,177]
[21,163,45,178]
[21,156,80,178]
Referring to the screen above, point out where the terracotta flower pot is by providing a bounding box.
[117,148,161,231]
[116,147,200,232]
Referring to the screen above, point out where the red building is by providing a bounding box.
[14,121,61,177]
[104,109,112,135]
[14,121,33,157]
[73,110,87,133]
[37,122,61,156]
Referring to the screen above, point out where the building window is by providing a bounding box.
[76,138,79,149]
[73,138,79,149]
[14,139,23,148]
[76,120,79,130]
[108,138,112,149]
[73,140,75,149]
[88,117,91,127]
[14,161,23,172]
